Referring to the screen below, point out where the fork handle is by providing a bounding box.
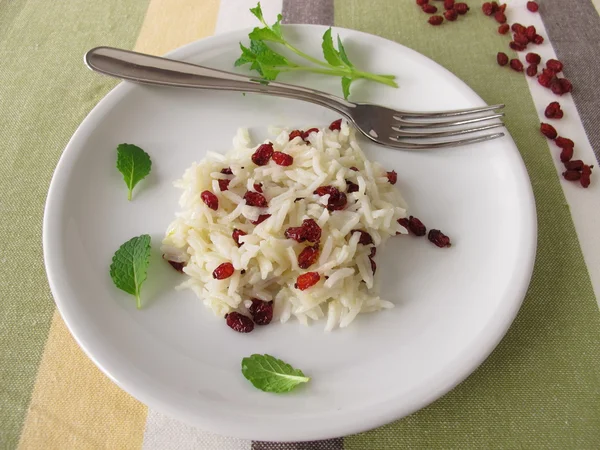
[85,46,354,116]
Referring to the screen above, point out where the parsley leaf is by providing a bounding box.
[242,354,310,393]
[116,144,152,201]
[236,4,398,99]
[109,235,152,309]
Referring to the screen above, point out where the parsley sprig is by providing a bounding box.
[235,3,398,99]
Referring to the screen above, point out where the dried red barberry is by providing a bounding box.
[510,59,524,71]
[564,160,583,171]
[555,136,574,148]
[533,34,544,44]
[545,102,563,119]
[284,218,321,243]
[225,312,254,333]
[369,257,377,274]
[416,0,429,5]
[562,170,581,181]
[581,165,593,188]
[329,119,342,131]
[167,260,185,273]
[498,24,509,34]
[303,128,319,140]
[252,142,274,166]
[443,0,454,10]
[482,2,494,16]
[545,59,564,73]
[537,72,553,88]
[272,151,294,166]
[253,183,263,193]
[201,190,218,210]
[370,247,377,257]
[250,214,271,225]
[494,11,506,23]
[559,78,573,94]
[218,179,230,191]
[498,3,506,12]
[527,1,539,12]
[408,216,427,236]
[514,33,529,46]
[455,2,469,14]
[352,230,374,245]
[526,64,538,77]
[444,9,458,20]
[314,185,347,211]
[422,3,438,13]
[397,217,410,232]
[540,123,558,139]
[244,191,268,207]
[560,147,573,163]
[497,52,509,66]
[349,166,359,171]
[428,229,452,248]
[510,42,526,52]
[512,23,526,34]
[295,272,320,290]
[248,299,274,325]
[232,228,247,247]
[213,262,234,280]
[220,167,233,175]
[428,15,444,25]
[346,180,359,193]
[526,52,541,64]
[298,245,320,269]
[302,218,322,242]
[289,130,303,141]
[387,170,398,184]
[526,25,537,41]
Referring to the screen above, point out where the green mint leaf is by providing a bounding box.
[242,354,310,393]
[272,13,283,37]
[109,235,152,309]
[249,26,284,44]
[341,76,352,99]
[249,2,264,23]
[116,144,151,201]
[250,39,290,66]
[321,28,343,67]
[336,35,354,68]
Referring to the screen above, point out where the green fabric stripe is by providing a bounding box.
[0,1,149,447]
[336,2,600,448]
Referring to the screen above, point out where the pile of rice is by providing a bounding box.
[161,120,409,331]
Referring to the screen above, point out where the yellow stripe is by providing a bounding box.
[18,1,221,449]
[134,0,221,55]
[17,313,148,449]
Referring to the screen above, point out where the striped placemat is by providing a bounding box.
[1,0,600,448]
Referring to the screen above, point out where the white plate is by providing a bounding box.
[43,25,536,441]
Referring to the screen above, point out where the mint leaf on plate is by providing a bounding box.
[109,235,152,309]
[116,143,152,200]
[321,28,344,67]
[242,354,310,393]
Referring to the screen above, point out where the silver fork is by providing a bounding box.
[85,46,505,150]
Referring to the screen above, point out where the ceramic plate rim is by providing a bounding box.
[43,25,537,441]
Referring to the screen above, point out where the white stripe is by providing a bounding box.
[511,0,600,308]
[215,0,284,34]
[142,410,251,450]
[142,3,283,447]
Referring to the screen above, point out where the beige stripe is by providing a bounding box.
[18,313,148,450]
[593,0,600,14]
[134,0,221,55]
[18,1,222,449]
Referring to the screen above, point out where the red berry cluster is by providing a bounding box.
[539,123,593,188]
[397,216,452,248]
[417,0,470,26]
[225,298,274,333]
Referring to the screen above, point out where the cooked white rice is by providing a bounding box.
[161,121,409,331]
